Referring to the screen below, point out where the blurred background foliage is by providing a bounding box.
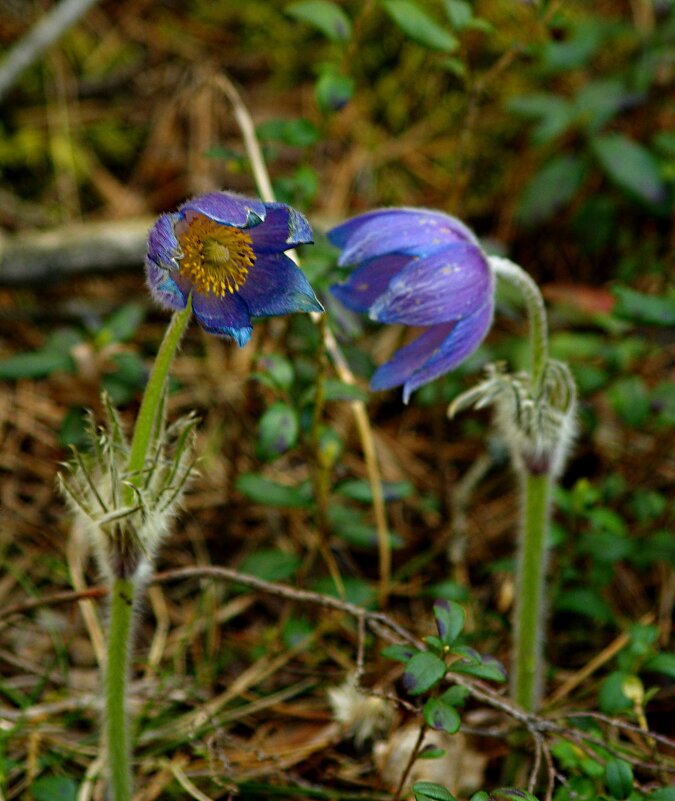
[1,0,673,283]
[0,0,673,798]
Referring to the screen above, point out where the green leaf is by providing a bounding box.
[403,652,447,695]
[605,758,633,800]
[0,349,74,380]
[381,643,419,662]
[443,0,472,30]
[439,685,469,707]
[574,79,627,132]
[418,746,446,759]
[282,616,314,648]
[440,57,467,78]
[95,302,145,345]
[507,94,574,144]
[592,134,667,205]
[382,0,458,52]
[423,697,461,734]
[649,790,675,801]
[328,504,403,549]
[257,117,320,147]
[238,549,301,582]
[424,635,444,653]
[612,286,675,327]
[541,21,603,72]
[322,378,369,402]
[470,794,490,801]
[235,473,311,508]
[335,478,413,503]
[256,402,299,460]
[517,155,586,225]
[315,71,354,112]
[555,587,614,624]
[643,652,675,679]
[32,777,77,801]
[286,0,352,41]
[608,376,650,428]
[102,352,148,405]
[312,575,376,607]
[450,654,507,683]
[450,645,480,663]
[433,599,465,646]
[253,353,295,391]
[58,406,88,448]
[0,329,80,379]
[413,781,458,801]
[423,580,469,602]
[598,671,633,715]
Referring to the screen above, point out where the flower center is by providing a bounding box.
[176,212,255,296]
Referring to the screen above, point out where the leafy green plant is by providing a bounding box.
[383,600,506,725]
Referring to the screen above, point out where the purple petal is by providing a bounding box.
[145,258,188,311]
[330,253,410,313]
[371,298,494,402]
[237,252,323,318]
[249,203,313,252]
[370,323,456,393]
[147,213,181,271]
[369,242,493,326]
[180,191,267,228]
[328,208,478,266]
[192,290,253,346]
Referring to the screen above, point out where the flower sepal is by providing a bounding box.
[58,392,197,581]
[449,360,577,479]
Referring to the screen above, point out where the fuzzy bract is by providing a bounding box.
[329,208,495,402]
[146,191,323,346]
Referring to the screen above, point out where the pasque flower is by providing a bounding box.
[329,208,495,402]
[146,191,323,345]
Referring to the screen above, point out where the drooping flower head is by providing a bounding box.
[329,208,495,402]
[146,191,323,346]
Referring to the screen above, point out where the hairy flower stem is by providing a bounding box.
[106,577,135,801]
[105,300,192,797]
[490,257,553,711]
[514,472,552,711]
[490,257,548,394]
[124,296,193,504]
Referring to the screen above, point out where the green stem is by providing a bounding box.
[124,297,192,504]
[489,257,554,711]
[512,471,552,711]
[104,300,191,795]
[490,257,548,394]
[106,577,136,801]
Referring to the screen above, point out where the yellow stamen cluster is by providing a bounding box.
[177,213,255,297]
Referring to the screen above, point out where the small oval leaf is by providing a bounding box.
[383,0,458,52]
[423,697,461,734]
[256,402,299,460]
[287,0,352,41]
[403,652,447,695]
[433,599,465,645]
[592,133,666,205]
[413,781,458,801]
[605,758,633,800]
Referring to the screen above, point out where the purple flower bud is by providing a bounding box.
[329,208,494,401]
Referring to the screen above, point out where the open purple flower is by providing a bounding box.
[146,191,323,346]
[329,208,494,402]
